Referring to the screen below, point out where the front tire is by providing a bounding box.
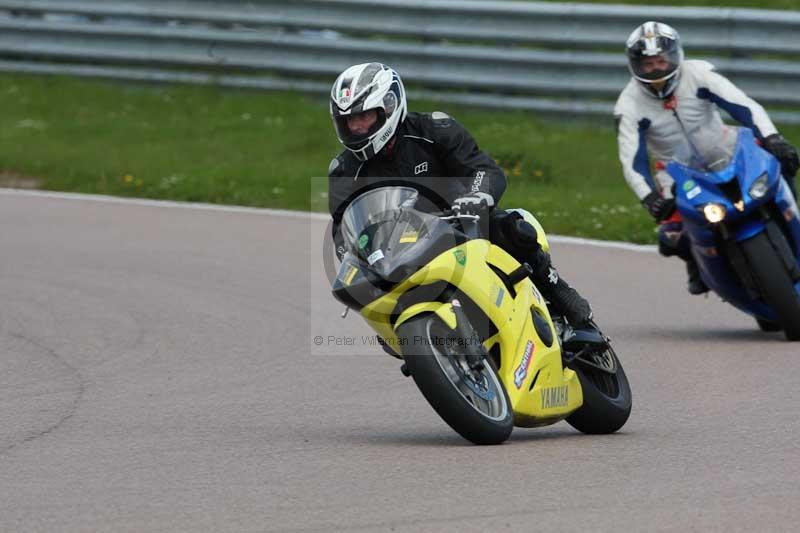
[740,232,800,341]
[566,344,632,434]
[397,315,513,445]
[756,317,782,333]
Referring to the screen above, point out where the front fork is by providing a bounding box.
[449,299,486,371]
[397,299,487,378]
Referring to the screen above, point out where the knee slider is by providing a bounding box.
[513,219,540,248]
[658,220,684,257]
[499,210,538,247]
[658,239,679,257]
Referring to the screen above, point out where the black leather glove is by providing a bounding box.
[763,133,799,179]
[452,192,494,214]
[642,192,676,222]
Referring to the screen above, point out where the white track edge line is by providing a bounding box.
[0,188,656,253]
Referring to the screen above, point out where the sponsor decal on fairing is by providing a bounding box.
[513,340,535,389]
[367,249,384,265]
[541,385,569,409]
[687,186,702,200]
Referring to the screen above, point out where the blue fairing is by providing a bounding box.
[775,177,800,253]
[736,218,770,242]
[666,128,800,322]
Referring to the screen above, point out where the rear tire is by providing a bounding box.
[566,345,632,434]
[397,315,513,445]
[756,317,782,333]
[740,233,800,341]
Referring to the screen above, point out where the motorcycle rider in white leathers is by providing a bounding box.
[614,21,800,294]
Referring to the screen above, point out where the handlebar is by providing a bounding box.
[439,204,482,220]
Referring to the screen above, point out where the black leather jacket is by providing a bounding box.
[328,111,507,257]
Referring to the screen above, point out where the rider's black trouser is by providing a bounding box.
[487,209,592,326]
[658,218,693,262]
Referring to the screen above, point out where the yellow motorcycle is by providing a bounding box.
[332,187,631,444]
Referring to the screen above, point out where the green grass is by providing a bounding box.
[1,73,798,243]
[0,74,331,211]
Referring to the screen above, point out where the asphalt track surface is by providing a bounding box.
[1,190,798,532]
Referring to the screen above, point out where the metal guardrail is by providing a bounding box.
[1,0,799,123]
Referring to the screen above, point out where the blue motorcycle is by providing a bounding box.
[666,127,800,341]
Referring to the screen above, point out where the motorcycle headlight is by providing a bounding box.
[749,172,770,199]
[703,203,727,223]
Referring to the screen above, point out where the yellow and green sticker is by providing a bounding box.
[399,230,418,243]
[344,265,358,286]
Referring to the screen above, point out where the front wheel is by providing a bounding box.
[740,232,800,341]
[397,315,513,445]
[566,344,632,434]
[756,317,782,333]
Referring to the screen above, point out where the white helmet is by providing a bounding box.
[626,21,684,99]
[330,62,407,161]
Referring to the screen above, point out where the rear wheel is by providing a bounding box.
[756,317,782,332]
[397,315,513,445]
[566,344,632,434]
[740,233,800,341]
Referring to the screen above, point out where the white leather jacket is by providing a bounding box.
[614,59,778,200]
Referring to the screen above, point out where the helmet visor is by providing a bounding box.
[628,32,682,83]
[332,107,387,150]
[629,50,681,82]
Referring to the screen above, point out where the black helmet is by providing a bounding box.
[626,21,684,99]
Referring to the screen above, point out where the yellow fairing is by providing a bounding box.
[359,236,582,426]
[395,301,456,331]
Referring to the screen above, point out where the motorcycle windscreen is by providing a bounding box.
[669,127,777,190]
[340,186,461,283]
[671,122,739,176]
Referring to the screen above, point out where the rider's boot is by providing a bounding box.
[686,257,709,295]
[528,248,594,329]
[498,212,594,329]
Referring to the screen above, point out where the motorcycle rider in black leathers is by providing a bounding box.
[328,62,593,329]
